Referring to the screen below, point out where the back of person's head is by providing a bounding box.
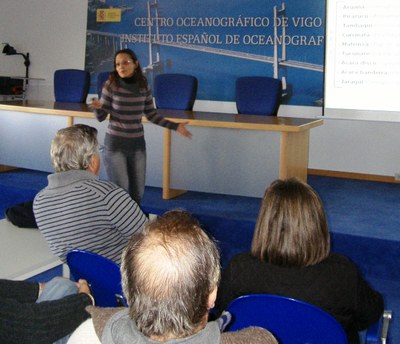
[50,124,99,172]
[251,178,330,267]
[121,210,221,340]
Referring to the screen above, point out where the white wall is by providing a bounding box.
[1,0,400,178]
[0,0,88,100]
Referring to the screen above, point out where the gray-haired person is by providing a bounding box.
[100,210,277,344]
[33,124,148,264]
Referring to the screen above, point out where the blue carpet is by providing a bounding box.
[0,169,398,342]
[309,176,400,240]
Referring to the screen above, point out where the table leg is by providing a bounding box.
[67,116,74,127]
[162,128,187,199]
[279,130,309,182]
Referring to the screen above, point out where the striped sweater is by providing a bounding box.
[95,78,179,152]
[33,170,148,264]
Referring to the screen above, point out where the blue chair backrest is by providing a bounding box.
[154,73,198,110]
[54,69,90,103]
[66,250,125,307]
[235,76,282,116]
[225,294,348,344]
[97,71,111,98]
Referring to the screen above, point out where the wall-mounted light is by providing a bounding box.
[2,43,30,79]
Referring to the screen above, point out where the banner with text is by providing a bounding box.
[85,0,325,106]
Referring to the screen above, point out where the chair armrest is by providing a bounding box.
[365,310,392,344]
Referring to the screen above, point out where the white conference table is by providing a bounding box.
[156,109,323,199]
[0,100,323,199]
[0,219,62,280]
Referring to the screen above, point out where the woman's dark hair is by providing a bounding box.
[109,48,148,90]
[251,178,330,267]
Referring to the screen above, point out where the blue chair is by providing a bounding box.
[235,76,282,116]
[54,69,90,103]
[66,250,126,307]
[225,294,348,344]
[154,73,198,110]
[97,71,111,98]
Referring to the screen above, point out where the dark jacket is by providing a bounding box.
[215,252,383,344]
[0,279,92,344]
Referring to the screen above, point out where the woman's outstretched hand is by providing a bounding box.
[176,122,193,139]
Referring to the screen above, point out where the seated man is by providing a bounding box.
[33,124,148,264]
[0,277,94,344]
[68,210,277,344]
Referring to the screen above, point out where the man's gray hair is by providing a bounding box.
[50,124,99,172]
[121,210,221,339]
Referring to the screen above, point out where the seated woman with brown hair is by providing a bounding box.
[215,178,383,344]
